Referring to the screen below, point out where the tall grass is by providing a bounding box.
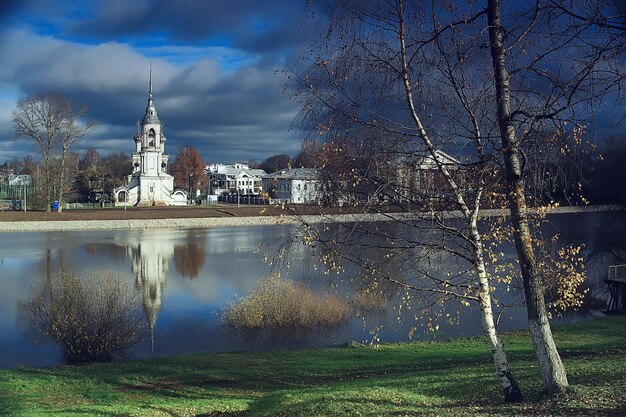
[223,275,352,329]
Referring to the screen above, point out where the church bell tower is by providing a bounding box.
[123,64,175,206]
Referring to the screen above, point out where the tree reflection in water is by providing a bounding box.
[173,243,205,279]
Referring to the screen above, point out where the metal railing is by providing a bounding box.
[608,265,626,283]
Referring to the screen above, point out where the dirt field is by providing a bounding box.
[0,204,368,222]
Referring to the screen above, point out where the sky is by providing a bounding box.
[1,1,622,167]
[0,0,320,164]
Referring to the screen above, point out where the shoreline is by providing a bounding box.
[1,316,624,415]
[0,204,622,232]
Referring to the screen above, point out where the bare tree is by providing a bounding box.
[485,0,624,392]
[12,94,94,212]
[259,154,292,174]
[291,0,623,398]
[290,1,526,402]
[57,101,95,212]
[292,139,324,168]
[79,148,100,171]
[52,152,81,205]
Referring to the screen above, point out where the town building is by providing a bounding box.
[397,150,461,202]
[114,67,181,206]
[5,173,32,187]
[206,163,267,196]
[263,167,322,204]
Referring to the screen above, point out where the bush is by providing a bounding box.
[22,271,145,364]
[223,275,352,329]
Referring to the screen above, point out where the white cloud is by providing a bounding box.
[0,29,301,164]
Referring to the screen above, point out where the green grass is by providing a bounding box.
[1,316,624,416]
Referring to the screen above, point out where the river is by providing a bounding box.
[1,210,624,369]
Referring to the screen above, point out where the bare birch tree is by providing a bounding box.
[289,0,526,402]
[485,0,624,392]
[290,0,623,398]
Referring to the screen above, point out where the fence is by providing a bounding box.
[0,184,35,199]
[217,195,270,205]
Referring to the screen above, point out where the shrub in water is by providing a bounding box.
[352,288,390,313]
[22,271,145,364]
[224,275,351,329]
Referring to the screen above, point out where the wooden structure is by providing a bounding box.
[605,265,626,314]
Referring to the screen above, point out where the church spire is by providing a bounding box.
[149,61,153,101]
[143,62,160,124]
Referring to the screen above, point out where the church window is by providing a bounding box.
[149,129,155,147]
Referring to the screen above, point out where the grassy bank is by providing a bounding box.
[1,316,624,416]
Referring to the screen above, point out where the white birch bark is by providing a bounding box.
[395,0,523,401]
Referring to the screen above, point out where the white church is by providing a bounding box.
[114,68,187,206]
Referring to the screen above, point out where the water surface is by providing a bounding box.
[1,211,624,369]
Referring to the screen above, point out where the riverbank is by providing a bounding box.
[0,204,622,232]
[1,316,624,416]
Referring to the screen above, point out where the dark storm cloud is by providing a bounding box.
[0,30,301,163]
[0,0,21,20]
[69,0,315,53]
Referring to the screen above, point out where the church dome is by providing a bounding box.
[143,104,160,124]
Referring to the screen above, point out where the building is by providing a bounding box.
[206,163,267,196]
[5,173,32,187]
[114,67,179,206]
[397,150,461,202]
[263,167,322,204]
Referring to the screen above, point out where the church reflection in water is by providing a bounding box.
[82,231,207,354]
[129,238,172,354]
[126,232,206,353]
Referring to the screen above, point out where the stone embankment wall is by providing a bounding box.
[0,205,621,233]
[0,213,391,232]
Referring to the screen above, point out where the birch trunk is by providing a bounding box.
[470,216,523,402]
[58,153,66,213]
[395,0,523,401]
[43,154,51,212]
[486,0,568,393]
